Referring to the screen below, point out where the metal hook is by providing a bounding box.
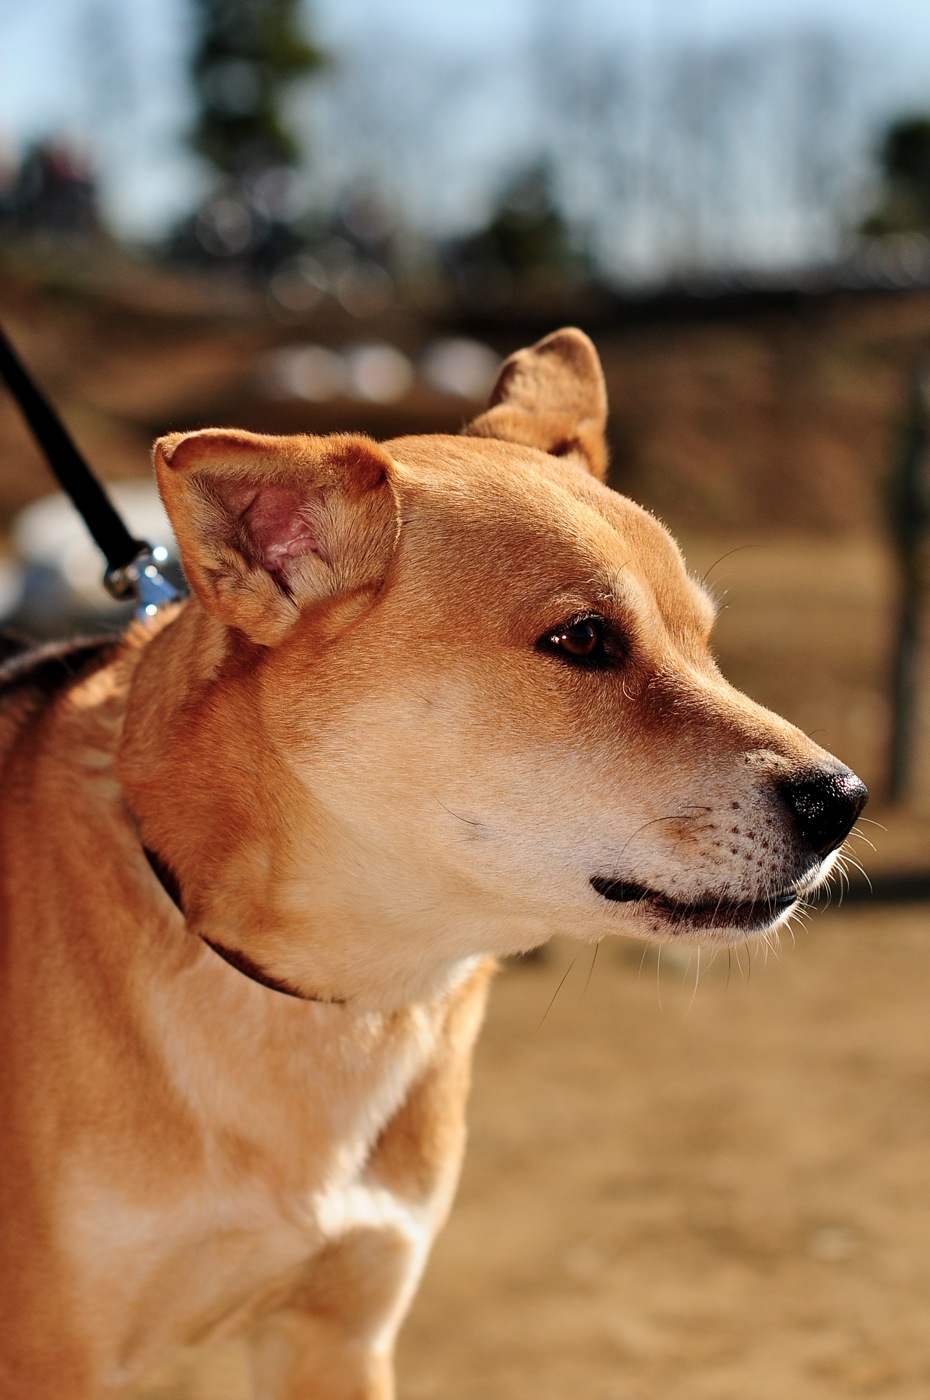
[104,545,183,621]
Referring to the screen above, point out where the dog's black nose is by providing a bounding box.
[778,767,868,857]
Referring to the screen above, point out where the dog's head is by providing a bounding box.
[130,329,866,1008]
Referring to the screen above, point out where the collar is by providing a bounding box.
[142,844,344,1004]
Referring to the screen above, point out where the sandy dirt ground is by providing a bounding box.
[135,906,930,1400]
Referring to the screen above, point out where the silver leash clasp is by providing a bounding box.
[104,545,182,621]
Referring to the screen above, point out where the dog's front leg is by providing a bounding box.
[247,1227,413,1400]
[249,1312,394,1400]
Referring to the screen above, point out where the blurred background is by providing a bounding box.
[3,2,930,1397]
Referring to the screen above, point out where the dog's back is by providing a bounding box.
[0,633,117,756]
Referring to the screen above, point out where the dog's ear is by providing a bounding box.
[153,429,399,645]
[464,327,608,480]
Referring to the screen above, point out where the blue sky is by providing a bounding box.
[3,0,930,247]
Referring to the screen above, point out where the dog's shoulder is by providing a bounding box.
[0,632,121,756]
[0,631,120,704]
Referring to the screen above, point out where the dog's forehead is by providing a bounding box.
[385,433,642,555]
[384,433,713,629]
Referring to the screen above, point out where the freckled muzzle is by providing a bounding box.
[590,763,868,934]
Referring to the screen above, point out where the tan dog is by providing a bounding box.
[0,330,865,1398]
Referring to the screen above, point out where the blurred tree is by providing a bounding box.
[189,0,324,178]
[861,116,930,236]
[482,165,574,278]
[448,163,589,306]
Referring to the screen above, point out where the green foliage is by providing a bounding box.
[482,165,576,278]
[189,0,324,177]
[862,115,930,236]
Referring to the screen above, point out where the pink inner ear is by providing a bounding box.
[232,482,327,576]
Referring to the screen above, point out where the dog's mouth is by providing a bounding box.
[590,876,799,933]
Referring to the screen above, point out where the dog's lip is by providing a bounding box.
[590,875,799,930]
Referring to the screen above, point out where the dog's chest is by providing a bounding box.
[64,998,445,1384]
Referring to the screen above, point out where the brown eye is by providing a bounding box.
[555,618,601,656]
[538,614,614,667]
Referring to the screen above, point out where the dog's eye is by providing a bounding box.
[538,614,612,666]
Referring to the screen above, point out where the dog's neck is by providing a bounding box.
[140,838,344,1003]
[116,603,480,1013]
[117,607,342,998]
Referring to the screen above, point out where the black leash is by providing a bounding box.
[0,321,182,618]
